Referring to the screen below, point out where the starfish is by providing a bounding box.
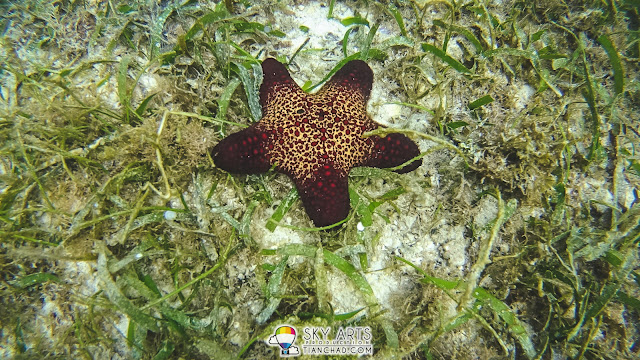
[212,58,421,227]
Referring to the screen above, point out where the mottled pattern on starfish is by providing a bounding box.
[212,58,421,227]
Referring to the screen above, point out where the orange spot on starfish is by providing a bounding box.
[211,58,421,227]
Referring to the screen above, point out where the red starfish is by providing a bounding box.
[212,58,421,227]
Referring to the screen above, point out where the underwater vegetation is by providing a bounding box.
[0,0,639,359]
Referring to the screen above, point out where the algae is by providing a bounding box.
[1,0,638,359]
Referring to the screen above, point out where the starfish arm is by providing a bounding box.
[211,124,272,174]
[294,165,350,227]
[320,60,373,102]
[362,133,422,173]
[260,58,304,113]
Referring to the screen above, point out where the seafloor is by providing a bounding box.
[1,0,639,359]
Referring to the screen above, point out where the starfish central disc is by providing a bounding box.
[212,58,421,227]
